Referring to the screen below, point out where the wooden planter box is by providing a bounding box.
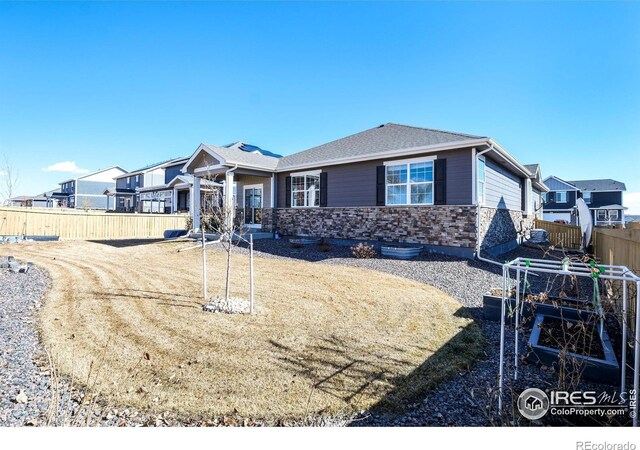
[483,292,594,324]
[527,314,619,385]
[380,246,423,260]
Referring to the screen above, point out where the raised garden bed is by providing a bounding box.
[483,290,594,323]
[527,314,619,384]
[380,246,423,260]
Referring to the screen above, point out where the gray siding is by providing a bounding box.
[588,191,623,208]
[164,164,184,184]
[74,194,110,209]
[236,175,273,208]
[77,180,117,196]
[545,190,577,210]
[115,175,142,190]
[544,177,577,192]
[277,148,473,208]
[484,157,523,211]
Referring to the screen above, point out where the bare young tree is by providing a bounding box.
[199,175,247,306]
[1,154,19,206]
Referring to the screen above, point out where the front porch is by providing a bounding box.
[191,169,275,233]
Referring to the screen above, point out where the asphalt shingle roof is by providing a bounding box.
[276,123,486,170]
[116,157,187,178]
[222,142,282,158]
[568,179,626,192]
[203,144,281,171]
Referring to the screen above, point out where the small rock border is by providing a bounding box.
[202,297,251,314]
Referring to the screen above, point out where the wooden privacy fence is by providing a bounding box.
[534,219,640,274]
[592,228,640,275]
[0,207,188,240]
[533,219,582,249]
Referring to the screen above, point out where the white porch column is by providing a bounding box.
[192,177,201,231]
[224,171,235,230]
[172,188,178,214]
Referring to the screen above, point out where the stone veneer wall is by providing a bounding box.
[264,206,478,248]
[479,206,535,251]
[261,208,275,232]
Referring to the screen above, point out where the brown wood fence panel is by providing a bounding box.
[0,207,188,240]
[533,219,582,249]
[592,228,640,274]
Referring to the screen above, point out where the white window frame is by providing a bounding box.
[477,156,486,205]
[243,184,264,227]
[383,156,436,206]
[609,210,619,221]
[556,191,568,203]
[582,191,592,204]
[290,170,321,208]
[597,210,607,221]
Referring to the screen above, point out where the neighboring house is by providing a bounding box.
[542,176,627,226]
[110,143,280,215]
[6,189,62,208]
[57,166,127,210]
[7,196,32,207]
[182,123,549,257]
[109,158,186,213]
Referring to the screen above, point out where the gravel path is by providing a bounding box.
[0,240,616,426]
[0,258,51,426]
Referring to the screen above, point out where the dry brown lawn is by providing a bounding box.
[17,240,482,421]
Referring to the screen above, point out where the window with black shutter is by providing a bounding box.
[434,159,447,205]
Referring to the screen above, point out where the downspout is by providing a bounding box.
[225,164,239,229]
[474,144,504,267]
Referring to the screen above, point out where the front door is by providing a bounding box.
[244,186,263,227]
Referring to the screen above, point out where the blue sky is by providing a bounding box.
[1,1,639,212]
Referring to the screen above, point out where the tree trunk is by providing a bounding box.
[225,243,232,306]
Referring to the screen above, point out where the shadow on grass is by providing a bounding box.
[268,309,484,417]
[87,239,166,248]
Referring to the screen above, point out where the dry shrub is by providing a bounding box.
[351,242,377,259]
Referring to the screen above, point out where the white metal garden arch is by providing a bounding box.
[498,257,640,426]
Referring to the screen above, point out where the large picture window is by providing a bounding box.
[291,172,320,207]
[385,159,433,205]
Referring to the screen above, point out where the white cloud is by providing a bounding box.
[43,161,89,174]
[624,192,640,216]
[0,170,6,177]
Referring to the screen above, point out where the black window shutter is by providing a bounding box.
[548,192,555,203]
[434,159,447,205]
[319,172,328,207]
[285,176,292,208]
[376,166,385,206]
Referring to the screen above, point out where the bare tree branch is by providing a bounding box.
[1,154,19,206]
[200,174,248,305]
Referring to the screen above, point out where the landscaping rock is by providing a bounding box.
[203,297,251,314]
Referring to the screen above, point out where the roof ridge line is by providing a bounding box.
[385,122,486,139]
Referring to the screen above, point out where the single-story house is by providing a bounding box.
[182,123,549,257]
